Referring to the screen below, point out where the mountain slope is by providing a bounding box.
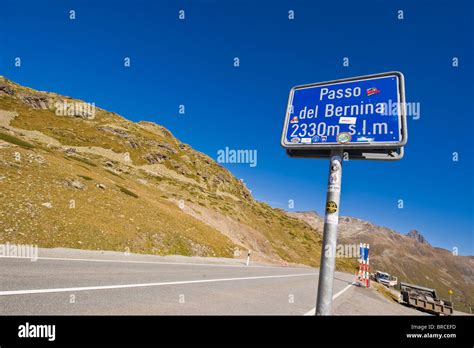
[289,211,474,313]
[0,76,356,271]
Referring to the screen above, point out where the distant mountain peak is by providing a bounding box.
[406,229,430,246]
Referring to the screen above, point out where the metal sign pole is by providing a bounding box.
[315,148,343,315]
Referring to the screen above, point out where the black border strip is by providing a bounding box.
[0,315,471,346]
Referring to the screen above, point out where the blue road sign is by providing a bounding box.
[281,72,407,149]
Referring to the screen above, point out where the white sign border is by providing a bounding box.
[280,71,408,150]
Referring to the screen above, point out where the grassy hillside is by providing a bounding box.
[0,76,357,271]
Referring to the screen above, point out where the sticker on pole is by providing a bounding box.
[326,201,338,214]
[281,72,407,149]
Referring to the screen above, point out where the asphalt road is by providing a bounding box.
[0,248,420,315]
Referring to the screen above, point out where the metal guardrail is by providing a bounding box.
[400,282,453,315]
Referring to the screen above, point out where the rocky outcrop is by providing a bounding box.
[64,179,86,190]
[406,229,431,245]
[144,152,169,164]
[169,159,191,176]
[20,94,51,109]
[0,84,14,96]
[97,126,130,138]
[156,141,178,154]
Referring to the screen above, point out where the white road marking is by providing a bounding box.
[333,282,356,300]
[303,282,355,315]
[0,255,305,270]
[0,272,317,296]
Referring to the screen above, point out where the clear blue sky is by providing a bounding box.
[1,0,472,255]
